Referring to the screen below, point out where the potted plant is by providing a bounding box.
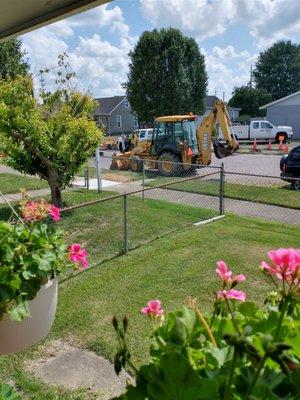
[0,198,88,355]
[112,249,300,399]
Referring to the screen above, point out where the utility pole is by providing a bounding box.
[249,65,253,88]
[40,70,46,93]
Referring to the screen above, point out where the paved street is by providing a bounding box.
[98,150,283,177]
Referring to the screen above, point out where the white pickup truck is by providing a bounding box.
[219,121,293,142]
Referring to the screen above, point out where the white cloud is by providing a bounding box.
[21,3,135,97]
[140,0,235,41]
[47,3,131,39]
[140,0,300,46]
[203,46,257,99]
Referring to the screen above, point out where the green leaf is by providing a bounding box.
[7,301,29,321]
[146,352,220,400]
[0,384,21,400]
[155,307,201,347]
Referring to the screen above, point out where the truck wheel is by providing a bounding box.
[275,132,287,143]
[291,180,300,191]
[157,152,182,176]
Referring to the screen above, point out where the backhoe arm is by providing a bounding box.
[196,100,239,165]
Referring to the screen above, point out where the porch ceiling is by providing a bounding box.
[0,0,110,41]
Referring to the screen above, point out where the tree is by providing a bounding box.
[0,38,29,80]
[126,28,207,123]
[0,58,102,207]
[253,40,300,100]
[228,86,272,117]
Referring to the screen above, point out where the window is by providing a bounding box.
[116,115,122,128]
[253,122,259,129]
[261,122,272,129]
[139,130,146,138]
[134,116,138,128]
[124,99,129,108]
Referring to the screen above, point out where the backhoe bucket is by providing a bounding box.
[110,153,130,170]
[212,138,237,159]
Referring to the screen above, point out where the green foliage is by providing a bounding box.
[126,28,207,123]
[0,38,29,80]
[0,55,102,206]
[0,384,21,400]
[228,86,272,117]
[0,219,67,321]
[113,277,300,399]
[253,40,300,100]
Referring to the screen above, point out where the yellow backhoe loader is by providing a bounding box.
[110,100,239,176]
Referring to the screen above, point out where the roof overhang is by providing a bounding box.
[0,0,111,42]
[259,90,300,110]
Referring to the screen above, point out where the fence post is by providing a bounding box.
[219,163,225,215]
[142,160,145,201]
[123,194,128,253]
[95,147,102,193]
[84,167,89,190]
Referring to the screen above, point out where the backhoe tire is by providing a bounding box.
[130,157,143,172]
[157,152,182,176]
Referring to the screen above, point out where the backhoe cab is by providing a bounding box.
[110,100,239,176]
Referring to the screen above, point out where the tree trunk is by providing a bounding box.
[48,168,63,208]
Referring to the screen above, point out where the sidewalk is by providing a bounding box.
[1,180,299,226]
[0,188,51,204]
[106,180,300,226]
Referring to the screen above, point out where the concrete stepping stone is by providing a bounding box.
[30,346,129,399]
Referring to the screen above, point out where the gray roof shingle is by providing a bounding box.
[94,95,126,115]
[205,95,220,108]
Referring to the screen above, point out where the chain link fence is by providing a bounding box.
[61,162,223,271]
[74,153,300,215]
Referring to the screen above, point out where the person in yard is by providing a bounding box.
[129,131,138,148]
[118,134,125,153]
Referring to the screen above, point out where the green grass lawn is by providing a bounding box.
[146,176,300,209]
[0,173,48,195]
[0,189,217,271]
[1,211,300,399]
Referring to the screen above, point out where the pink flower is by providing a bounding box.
[216,261,246,286]
[217,289,246,302]
[261,248,300,283]
[49,205,60,222]
[68,243,88,270]
[216,261,232,282]
[233,274,246,283]
[21,199,50,222]
[140,300,164,317]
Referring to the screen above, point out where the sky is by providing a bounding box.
[21,0,300,101]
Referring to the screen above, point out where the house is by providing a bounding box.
[260,91,300,139]
[93,95,138,135]
[205,95,241,122]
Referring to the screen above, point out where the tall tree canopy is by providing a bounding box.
[126,28,207,123]
[253,40,300,100]
[228,86,272,117]
[0,38,29,80]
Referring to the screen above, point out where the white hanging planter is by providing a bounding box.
[0,278,58,355]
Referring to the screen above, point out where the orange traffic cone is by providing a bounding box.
[267,139,272,151]
[284,143,289,153]
[252,139,257,151]
[279,140,283,151]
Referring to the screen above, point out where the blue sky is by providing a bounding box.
[21,0,300,101]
